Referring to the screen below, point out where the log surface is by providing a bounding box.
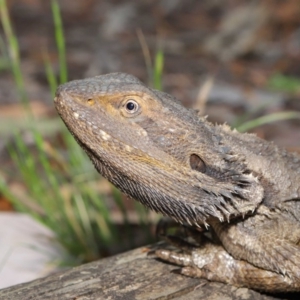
[0,243,294,300]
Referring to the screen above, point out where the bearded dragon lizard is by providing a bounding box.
[54,73,300,292]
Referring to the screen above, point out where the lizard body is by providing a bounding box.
[55,73,300,292]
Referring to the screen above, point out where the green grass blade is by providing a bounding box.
[153,50,164,90]
[51,0,67,84]
[44,51,58,98]
[268,73,300,93]
[236,111,300,132]
[74,193,98,256]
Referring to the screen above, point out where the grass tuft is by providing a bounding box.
[0,0,155,265]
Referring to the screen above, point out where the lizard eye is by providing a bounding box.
[125,100,139,114]
[121,98,142,117]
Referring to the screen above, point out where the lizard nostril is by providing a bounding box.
[87,98,95,106]
[190,154,206,173]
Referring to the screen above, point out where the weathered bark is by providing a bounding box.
[0,243,294,300]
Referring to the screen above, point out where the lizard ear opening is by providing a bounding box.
[190,154,206,173]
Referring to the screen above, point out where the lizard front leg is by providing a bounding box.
[156,241,299,292]
[155,215,300,292]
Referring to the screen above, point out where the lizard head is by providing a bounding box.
[55,73,264,227]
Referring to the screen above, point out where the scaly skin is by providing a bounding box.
[54,73,300,292]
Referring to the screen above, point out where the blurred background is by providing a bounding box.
[0,0,299,288]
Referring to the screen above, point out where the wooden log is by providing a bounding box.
[0,242,292,299]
